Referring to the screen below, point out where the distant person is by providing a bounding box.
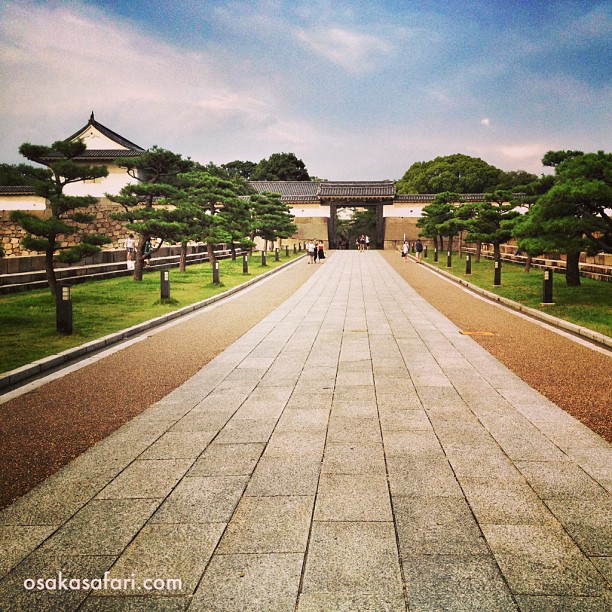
[143,237,152,267]
[125,233,135,261]
[365,235,370,250]
[306,239,316,264]
[317,241,325,261]
[402,240,409,261]
[415,239,423,262]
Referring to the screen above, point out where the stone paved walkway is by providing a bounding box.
[0,251,610,610]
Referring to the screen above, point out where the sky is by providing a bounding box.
[0,0,610,180]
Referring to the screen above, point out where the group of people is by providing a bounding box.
[356,235,370,251]
[125,234,154,269]
[402,239,424,263]
[306,240,326,264]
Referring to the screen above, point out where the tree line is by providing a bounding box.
[413,151,612,286]
[2,142,297,295]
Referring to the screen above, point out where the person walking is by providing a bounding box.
[317,241,325,261]
[402,240,409,261]
[415,238,424,263]
[306,239,316,264]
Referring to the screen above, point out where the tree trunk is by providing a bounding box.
[230,242,237,260]
[475,240,482,263]
[447,235,453,254]
[493,242,501,261]
[458,231,463,258]
[565,251,581,286]
[179,241,187,273]
[133,238,146,282]
[524,253,533,273]
[439,235,444,251]
[45,245,58,297]
[207,242,216,266]
[433,236,439,252]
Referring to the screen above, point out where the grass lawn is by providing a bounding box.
[423,252,612,338]
[0,253,302,375]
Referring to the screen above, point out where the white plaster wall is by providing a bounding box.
[64,164,138,197]
[0,195,47,211]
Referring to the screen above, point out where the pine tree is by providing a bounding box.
[10,140,110,296]
[108,146,192,281]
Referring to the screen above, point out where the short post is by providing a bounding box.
[298,242,302,251]
[261,251,267,266]
[212,260,220,284]
[542,268,554,304]
[424,245,428,259]
[275,248,280,261]
[56,284,73,335]
[294,244,297,254]
[243,254,248,274]
[160,269,170,299]
[465,254,472,275]
[434,248,438,262]
[494,258,502,286]
[446,251,452,268]
[286,245,289,257]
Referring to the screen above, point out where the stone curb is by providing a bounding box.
[0,254,308,392]
[412,255,612,350]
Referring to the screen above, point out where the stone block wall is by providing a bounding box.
[0,198,130,257]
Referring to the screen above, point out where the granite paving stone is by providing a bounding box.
[187,443,265,477]
[149,476,248,524]
[394,496,489,556]
[301,521,403,599]
[94,523,225,597]
[217,496,314,554]
[401,554,517,611]
[314,473,392,521]
[482,524,607,597]
[191,553,304,611]
[245,457,321,496]
[39,499,161,555]
[95,459,193,500]
[321,442,386,475]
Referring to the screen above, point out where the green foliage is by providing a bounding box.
[397,154,501,194]
[222,160,257,180]
[0,163,51,186]
[460,191,520,256]
[513,150,612,286]
[251,152,310,181]
[249,191,297,243]
[10,139,111,295]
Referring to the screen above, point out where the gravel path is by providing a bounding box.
[1,251,610,511]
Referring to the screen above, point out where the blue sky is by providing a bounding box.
[0,0,610,180]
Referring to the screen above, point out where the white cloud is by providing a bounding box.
[294,26,393,73]
[480,117,491,126]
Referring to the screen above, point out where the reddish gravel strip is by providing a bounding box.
[0,260,318,510]
[383,251,612,442]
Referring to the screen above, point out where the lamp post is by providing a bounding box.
[56,284,72,335]
[160,269,170,299]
